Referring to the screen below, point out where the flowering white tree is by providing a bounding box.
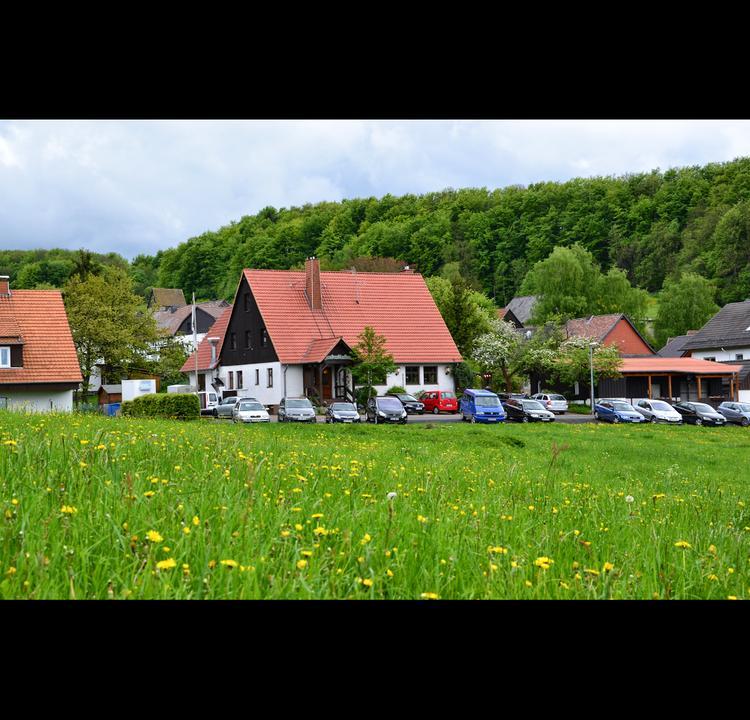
[471,318,524,392]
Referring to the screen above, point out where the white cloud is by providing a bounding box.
[1,119,750,259]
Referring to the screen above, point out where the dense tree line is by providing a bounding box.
[6,157,750,310]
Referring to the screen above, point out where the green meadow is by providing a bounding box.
[1,412,749,599]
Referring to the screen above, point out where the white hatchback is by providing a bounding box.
[532,393,569,414]
[632,399,682,424]
[232,399,270,423]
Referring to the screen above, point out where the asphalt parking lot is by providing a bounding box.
[207,411,596,424]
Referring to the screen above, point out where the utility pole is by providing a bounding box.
[589,342,595,415]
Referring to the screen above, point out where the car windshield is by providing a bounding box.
[475,395,501,407]
[612,402,635,412]
[522,400,545,411]
[693,403,715,413]
[549,394,566,401]
[377,398,403,411]
[649,401,673,411]
[441,392,455,399]
[239,402,264,411]
[331,403,356,412]
[398,395,418,402]
[223,398,236,404]
[286,399,312,408]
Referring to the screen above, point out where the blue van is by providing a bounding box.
[460,389,506,423]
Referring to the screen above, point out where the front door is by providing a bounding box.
[321,366,332,400]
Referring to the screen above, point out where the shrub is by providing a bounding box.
[355,385,377,407]
[120,393,200,420]
[386,385,406,395]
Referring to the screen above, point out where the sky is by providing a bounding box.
[2,119,750,260]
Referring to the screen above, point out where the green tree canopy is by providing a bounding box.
[350,326,398,388]
[654,273,719,348]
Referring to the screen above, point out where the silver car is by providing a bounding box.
[232,400,270,423]
[278,397,317,423]
[632,398,682,424]
[531,393,569,414]
[214,396,240,418]
[717,401,750,426]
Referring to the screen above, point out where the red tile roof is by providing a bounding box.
[565,314,623,341]
[620,357,743,375]
[180,305,233,372]
[0,291,82,384]
[242,269,462,364]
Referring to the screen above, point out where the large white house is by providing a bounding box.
[182,258,462,408]
[0,276,82,412]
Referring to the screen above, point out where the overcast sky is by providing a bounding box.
[2,119,750,260]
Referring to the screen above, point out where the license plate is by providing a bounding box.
[343,419,352,423]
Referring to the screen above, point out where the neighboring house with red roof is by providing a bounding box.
[0,276,82,412]
[153,299,229,351]
[181,258,462,407]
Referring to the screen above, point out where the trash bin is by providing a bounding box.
[106,402,121,417]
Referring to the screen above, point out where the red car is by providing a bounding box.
[420,390,458,414]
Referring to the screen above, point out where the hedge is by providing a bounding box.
[120,393,200,420]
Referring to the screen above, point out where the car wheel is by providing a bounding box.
[695,418,702,426]
[612,416,620,424]
[522,416,529,423]
[470,416,476,424]
[741,418,749,427]
[432,407,439,415]
[650,416,657,423]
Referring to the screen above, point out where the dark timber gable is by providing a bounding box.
[220,276,278,366]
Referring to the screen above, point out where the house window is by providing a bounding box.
[245,331,252,349]
[705,356,716,362]
[405,366,420,385]
[261,328,268,347]
[0,347,9,368]
[736,354,744,361]
[237,371,243,389]
[228,371,234,390]
[423,366,438,384]
[230,333,237,350]
[267,368,273,388]
[255,369,259,385]
[244,294,251,312]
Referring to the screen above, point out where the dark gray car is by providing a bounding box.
[279,397,316,423]
[717,401,750,426]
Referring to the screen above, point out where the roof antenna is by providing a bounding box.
[351,267,360,304]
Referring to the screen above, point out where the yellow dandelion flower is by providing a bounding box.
[311,513,323,519]
[584,568,600,576]
[313,526,328,536]
[525,580,533,587]
[146,530,163,543]
[295,523,303,531]
[60,505,78,515]
[156,558,177,570]
[420,592,439,600]
[728,596,738,600]
[603,562,615,573]
[708,574,719,581]
[360,533,372,545]
[674,541,692,549]
[488,546,508,554]
[192,516,200,526]
[220,560,238,569]
[6,567,16,576]
[296,559,308,570]
[708,544,717,555]
[280,530,291,537]
[728,567,735,574]
[362,578,373,588]
[386,569,394,578]
[182,526,191,535]
[301,550,313,557]
[208,560,217,569]
[417,515,428,524]
[534,556,554,570]
[11,498,19,506]
[143,491,155,498]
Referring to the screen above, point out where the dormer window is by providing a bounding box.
[0,347,9,368]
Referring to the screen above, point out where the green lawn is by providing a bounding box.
[1,412,749,599]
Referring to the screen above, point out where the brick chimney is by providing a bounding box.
[0,276,10,297]
[305,257,322,310]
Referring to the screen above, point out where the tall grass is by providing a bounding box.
[1,411,748,599]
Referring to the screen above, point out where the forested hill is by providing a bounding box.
[7,156,750,305]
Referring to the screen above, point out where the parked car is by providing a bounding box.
[503,398,555,423]
[365,396,408,424]
[594,400,647,423]
[531,393,569,414]
[420,390,458,414]
[197,390,220,416]
[498,392,529,401]
[459,389,506,424]
[632,398,682,424]
[278,397,316,423]
[232,400,270,423]
[325,402,362,423]
[673,402,727,426]
[214,396,240,418]
[717,401,750,426]
[386,392,424,414]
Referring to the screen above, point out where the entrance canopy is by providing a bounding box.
[618,357,743,402]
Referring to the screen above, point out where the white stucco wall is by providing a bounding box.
[739,390,750,403]
[371,364,455,395]
[0,389,74,412]
[691,347,750,362]
[218,362,285,405]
